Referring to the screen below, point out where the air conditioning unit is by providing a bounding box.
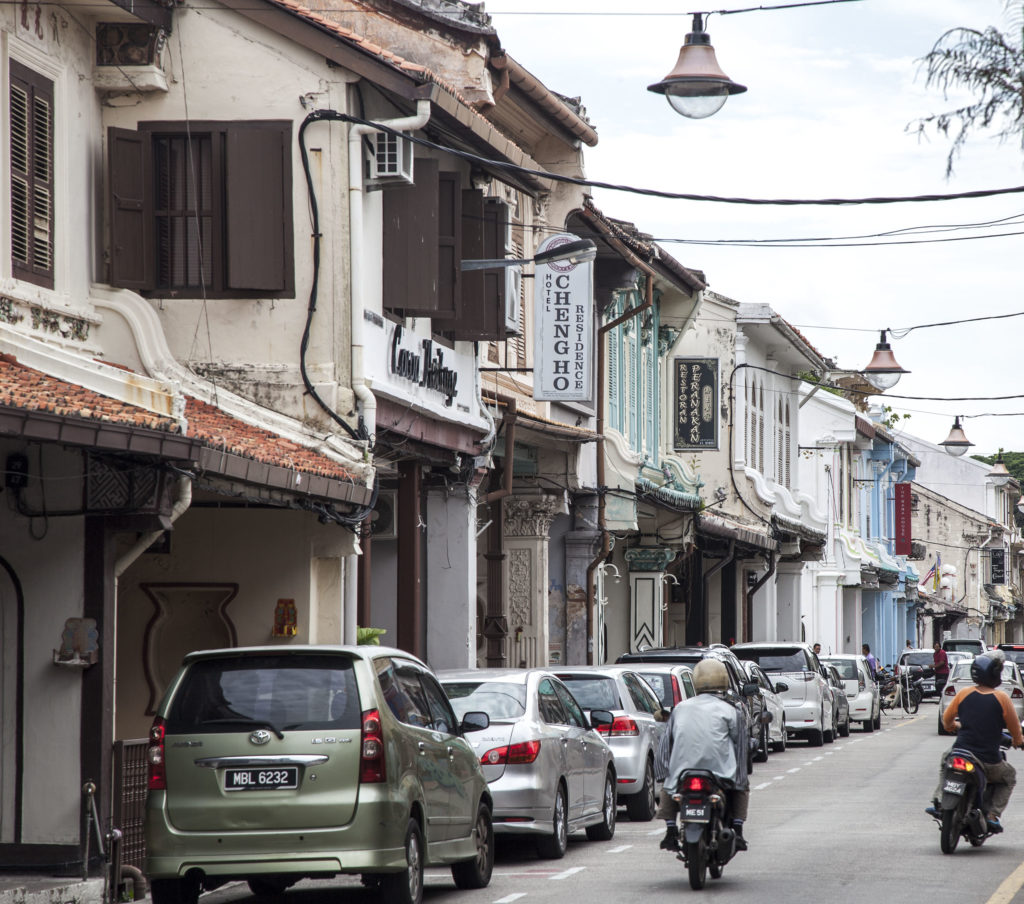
[370,490,398,540]
[366,132,414,184]
[485,198,513,254]
[504,266,522,335]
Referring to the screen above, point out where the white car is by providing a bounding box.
[738,660,787,759]
[822,654,880,732]
[731,643,835,747]
[938,659,1024,735]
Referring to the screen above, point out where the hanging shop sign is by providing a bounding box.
[894,482,912,556]
[534,234,594,403]
[991,547,1006,585]
[673,358,718,450]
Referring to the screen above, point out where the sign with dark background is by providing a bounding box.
[673,358,718,450]
[991,547,1006,585]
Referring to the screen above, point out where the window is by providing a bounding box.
[108,121,293,297]
[10,60,54,289]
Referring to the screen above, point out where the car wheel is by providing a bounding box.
[247,878,293,897]
[806,728,824,747]
[586,770,617,841]
[753,723,769,763]
[839,713,851,738]
[873,711,882,731]
[536,785,569,859]
[863,717,874,733]
[150,879,199,904]
[772,719,787,753]
[625,759,657,821]
[451,802,494,889]
[938,714,948,736]
[380,819,425,904]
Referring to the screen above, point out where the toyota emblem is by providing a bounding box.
[249,729,272,746]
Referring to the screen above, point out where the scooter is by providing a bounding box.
[932,731,1012,854]
[671,770,742,889]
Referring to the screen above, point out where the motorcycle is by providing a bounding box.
[932,731,1013,854]
[878,665,926,715]
[671,770,742,889]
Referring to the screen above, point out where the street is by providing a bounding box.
[200,702,1024,904]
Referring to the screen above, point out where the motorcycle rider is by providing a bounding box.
[926,649,1024,831]
[656,658,750,851]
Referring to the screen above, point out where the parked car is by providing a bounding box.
[824,664,852,737]
[942,638,987,658]
[554,665,669,821]
[822,654,880,732]
[731,642,835,747]
[996,644,1024,668]
[738,660,787,759]
[438,668,616,859]
[144,646,495,904]
[938,658,1024,734]
[631,664,697,711]
[897,648,939,697]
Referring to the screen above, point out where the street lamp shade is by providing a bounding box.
[862,330,909,391]
[987,451,1012,487]
[939,416,973,457]
[647,15,747,119]
[461,238,596,271]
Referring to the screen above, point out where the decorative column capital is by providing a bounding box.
[625,546,675,573]
[504,494,563,539]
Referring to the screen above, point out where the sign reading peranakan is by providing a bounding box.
[533,234,593,403]
[673,358,718,450]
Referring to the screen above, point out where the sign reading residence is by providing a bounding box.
[894,482,912,556]
[534,234,593,403]
[673,358,718,450]
[991,547,1006,585]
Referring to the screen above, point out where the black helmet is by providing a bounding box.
[971,651,1005,688]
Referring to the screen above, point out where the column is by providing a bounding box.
[624,547,675,652]
[504,494,562,668]
[565,529,601,665]
[426,487,477,670]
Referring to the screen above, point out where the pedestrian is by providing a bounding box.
[812,642,821,656]
[862,644,878,679]
[933,642,950,694]
[906,640,914,650]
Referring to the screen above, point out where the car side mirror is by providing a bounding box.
[460,711,490,733]
[741,681,759,698]
[589,709,614,731]
[775,682,789,694]
[761,711,773,724]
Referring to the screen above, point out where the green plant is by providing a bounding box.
[879,405,910,430]
[356,626,387,645]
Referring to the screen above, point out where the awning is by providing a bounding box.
[485,395,600,443]
[696,511,777,553]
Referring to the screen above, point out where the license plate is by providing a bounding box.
[225,766,299,791]
[683,804,709,820]
[943,780,966,795]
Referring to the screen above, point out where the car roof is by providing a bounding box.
[617,647,735,662]
[554,665,634,676]
[731,642,809,650]
[179,644,422,665]
[436,668,532,684]
[632,663,693,672]
[822,653,861,660]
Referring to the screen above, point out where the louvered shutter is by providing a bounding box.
[607,323,620,432]
[108,126,154,290]
[383,158,438,315]
[11,61,54,289]
[225,123,293,294]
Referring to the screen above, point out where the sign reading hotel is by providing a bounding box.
[673,358,718,450]
[534,234,594,403]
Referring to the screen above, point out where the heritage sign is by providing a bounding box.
[894,482,912,556]
[991,547,1006,585]
[534,234,593,402]
[673,358,718,450]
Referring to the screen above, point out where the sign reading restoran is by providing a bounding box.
[673,358,718,450]
[533,234,593,402]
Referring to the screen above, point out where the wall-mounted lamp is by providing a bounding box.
[461,238,597,272]
[647,13,747,119]
[939,416,973,457]
[862,330,909,391]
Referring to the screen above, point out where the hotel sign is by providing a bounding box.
[534,234,593,402]
[673,358,718,450]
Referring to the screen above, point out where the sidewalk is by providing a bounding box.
[0,875,106,904]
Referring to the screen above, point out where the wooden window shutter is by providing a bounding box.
[108,126,154,290]
[383,157,438,315]
[433,171,461,320]
[10,61,54,289]
[225,123,293,294]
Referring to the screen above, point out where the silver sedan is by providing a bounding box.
[439,668,618,860]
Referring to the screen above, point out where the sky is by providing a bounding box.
[481,0,1023,458]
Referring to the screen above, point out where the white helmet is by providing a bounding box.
[693,658,729,694]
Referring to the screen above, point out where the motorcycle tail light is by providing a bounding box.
[950,756,974,773]
[684,775,709,792]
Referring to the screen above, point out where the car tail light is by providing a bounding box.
[858,676,865,692]
[944,684,957,696]
[1012,688,1023,699]
[480,740,541,765]
[360,709,386,783]
[671,677,682,707]
[685,775,709,792]
[950,756,975,773]
[147,718,167,791]
[606,716,639,737]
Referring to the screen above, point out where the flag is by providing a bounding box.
[921,562,936,589]
[935,553,942,591]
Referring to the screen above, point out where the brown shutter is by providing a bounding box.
[433,171,460,320]
[108,126,154,290]
[383,158,438,315]
[225,123,293,294]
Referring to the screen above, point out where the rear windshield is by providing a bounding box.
[733,649,807,673]
[945,641,984,653]
[556,675,621,710]
[166,655,361,733]
[443,682,527,720]
[900,652,934,667]
[999,648,1024,665]
[825,659,858,680]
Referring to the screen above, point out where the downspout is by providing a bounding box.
[485,398,516,504]
[349,98,431,441]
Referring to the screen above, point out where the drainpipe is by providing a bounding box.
[349,98,431,441]
[485,399,517,504]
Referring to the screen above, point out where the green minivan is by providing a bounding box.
[144,645,493,904]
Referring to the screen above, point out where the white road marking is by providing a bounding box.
[773,775,786,781]
[550,867,585,881]
[647,828,665,836]
[813,756,824,761]
[495,896,527,903]
[788,767,801,774]
[608,845,633,853]
[754,781,772,790]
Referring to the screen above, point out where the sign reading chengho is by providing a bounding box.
[534,234,593,403]
[389,324,458,406]
[673,358,718,450]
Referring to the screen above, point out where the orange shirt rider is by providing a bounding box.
[943,684,1024,762]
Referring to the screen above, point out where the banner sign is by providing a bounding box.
[991,547,1006,585]
[673,358,718,450]
[894,482,912,556]
[534,234,593,402]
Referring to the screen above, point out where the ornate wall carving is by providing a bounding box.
[504,494,562,538]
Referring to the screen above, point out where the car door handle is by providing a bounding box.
[418,741,427,756]
[446,745,455,760]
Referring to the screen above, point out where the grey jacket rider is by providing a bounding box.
[657,693,751,793]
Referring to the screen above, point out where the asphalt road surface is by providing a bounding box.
[201,701,1024,904]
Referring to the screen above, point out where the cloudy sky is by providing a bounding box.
[484,0,1022,457]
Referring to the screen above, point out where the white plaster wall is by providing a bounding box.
[901,432,998,517]
[425,489,476,669]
